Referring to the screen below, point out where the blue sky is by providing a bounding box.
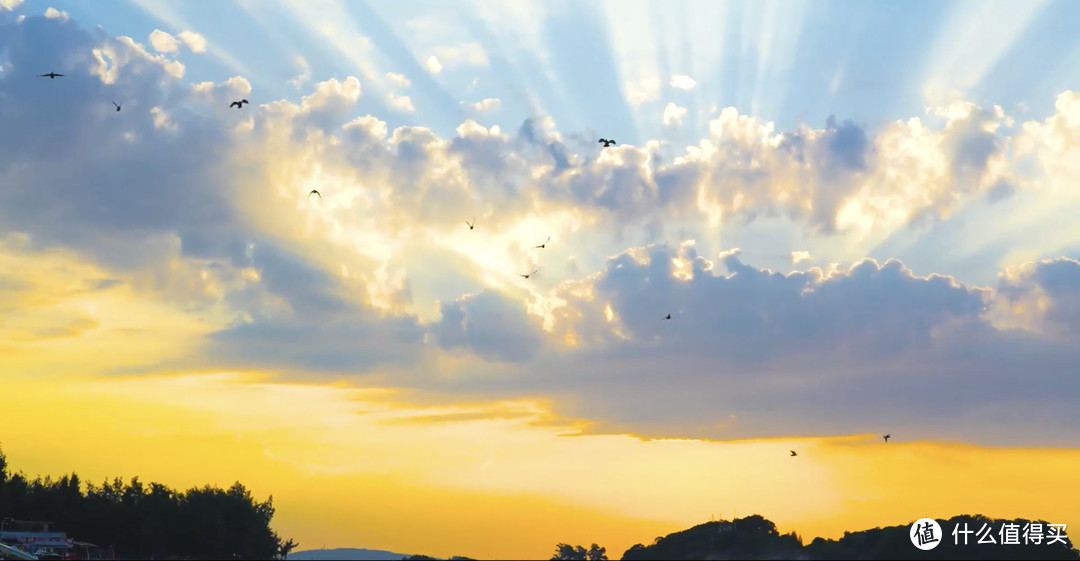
[26,0,1080,283]
[1,0,1079,450]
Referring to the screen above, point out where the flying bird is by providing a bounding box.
[790,450,797,457]
[883,434,891,443]
[466,217,475,230]
[598,138,616,147]
[534,236,551,249]
[39,72,64,79]
[112,101,122,112]
[520,269,539,279]
[308,189,321,199]
[663,313,672,320]
[229,99,250,109]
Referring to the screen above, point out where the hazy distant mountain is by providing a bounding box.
[289,548,415,560]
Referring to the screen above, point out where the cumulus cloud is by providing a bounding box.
[670,74,697,91]
[1,10,1078,449]
[662,102,687,127]
[424,55,443,74]
[148,29,179,53]
[431,289,545,363]
[476,244,1079,446]
[790,250,812,264]
[177,30,207,54]
[469,98,501,112]
[1,0,24,11]
[43,6,68,20]
[386,93,415,113]
[385,72,410,89]
[995,257,1080,338]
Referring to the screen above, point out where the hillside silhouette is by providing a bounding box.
[617,514,1079,560]
[289,548,411,560]
[0,445,296,559]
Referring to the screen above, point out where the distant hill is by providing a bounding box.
[621,514,804,560]
[620,514,1080,560]
[288,548,475,561]
[289,548,413,560]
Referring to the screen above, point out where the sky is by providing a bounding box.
[1,0,1079,558]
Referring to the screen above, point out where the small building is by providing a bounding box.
[0,520,113,560]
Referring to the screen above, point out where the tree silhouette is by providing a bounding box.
[279,538,299,559]
[552,543,587,560]
[0,443,297,559]
[551,542,608,560]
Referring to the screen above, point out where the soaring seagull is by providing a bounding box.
[112,101,122,112]
[534,236,551,249]
[465,217,475,230]
[39,72,64,79]
[520,269,539,279]
[229,99,250,109]
[308,189,321,199]
[883,434,891,443]
[663,313,672,320]
[598,138,616,147]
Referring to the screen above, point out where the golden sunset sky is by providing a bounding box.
[2,0,1080,558]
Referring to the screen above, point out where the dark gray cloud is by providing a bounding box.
[409,246,1080,447]
[0,13,248,271]
[431,288,545,363]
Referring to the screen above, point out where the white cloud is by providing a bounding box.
[387,93,415,113]
[662,102,688,127]
[790,250,812,264]
[0,0,24,11]
[432,42,489,69]
[92,36,186,82]
[177,30,207,54]
[43,6,68,20]
[148,29,179,53]
[626,76,661,106]
[670,74,697,91]
[288,55,311,89]
[424,55,443,74]
[385,72,411,89]
[469,98,501,113]
[149,106,178,131]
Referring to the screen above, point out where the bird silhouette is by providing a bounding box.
[520,269,539,279]
[466,217,475,230]
[39,72,64,79]
[308,189,321,199]
[534,236,551,249]
[883,434,890,443]
[229,99,250,109]
[112,101,122,112]
[790,450,797,457]
[598,138,616,147]
[663,313,672,320]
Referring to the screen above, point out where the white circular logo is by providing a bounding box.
[910,518,943,550]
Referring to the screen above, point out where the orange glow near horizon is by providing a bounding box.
[2,372,1078,560]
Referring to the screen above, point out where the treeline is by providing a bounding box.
[551,514,1079,560]
[0,445,297,560]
